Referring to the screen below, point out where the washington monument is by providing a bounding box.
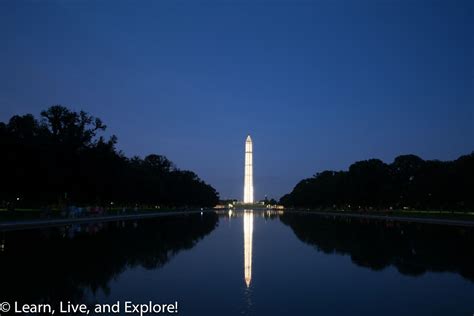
[244,135,254,203]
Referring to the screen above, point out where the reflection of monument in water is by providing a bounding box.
[243,135,254,203]
[217,210,283,287]
[243,210,253,287]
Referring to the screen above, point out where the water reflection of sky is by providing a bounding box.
[1,211,474,316]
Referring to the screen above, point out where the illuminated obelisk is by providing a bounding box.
[243,135,254,203]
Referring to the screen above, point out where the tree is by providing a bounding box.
[280,153,474,212]
[40,105,106,148]
[0,105,219,208]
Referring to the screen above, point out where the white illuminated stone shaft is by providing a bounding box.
[244,135,254,203]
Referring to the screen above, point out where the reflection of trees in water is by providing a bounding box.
[280,213,474,282]
[0,213,218,304]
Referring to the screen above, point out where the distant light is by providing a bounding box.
[16,197,20,201]
[200,212,203,215]
[110,202,114,205]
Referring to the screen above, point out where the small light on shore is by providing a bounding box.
[16,197,20,201]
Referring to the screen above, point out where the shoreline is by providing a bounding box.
[2,208,474,231]
[286,210,474,227]
[0,210,211,231]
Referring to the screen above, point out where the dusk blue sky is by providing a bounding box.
[1,0,473,200]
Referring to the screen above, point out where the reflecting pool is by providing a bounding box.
[1,211,473,315]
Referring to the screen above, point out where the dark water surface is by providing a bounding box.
[1,211,473,315]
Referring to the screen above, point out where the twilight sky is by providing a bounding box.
[0,0,473,200]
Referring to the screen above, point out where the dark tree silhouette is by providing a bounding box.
[0,105,219,209]
[280,152,474,211]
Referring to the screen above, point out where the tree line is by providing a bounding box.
[0,105,219,209]
[280,152,474,211]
